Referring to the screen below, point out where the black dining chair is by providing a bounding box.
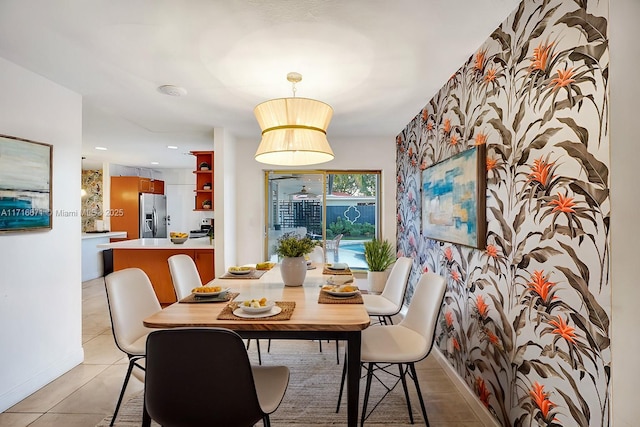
[142,328,290,427]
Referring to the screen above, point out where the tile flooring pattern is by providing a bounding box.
[1,277,485,427]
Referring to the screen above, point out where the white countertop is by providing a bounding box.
[97,237,214,249]
[81,231,127,240]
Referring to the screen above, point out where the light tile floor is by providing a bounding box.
[0,277,486,427]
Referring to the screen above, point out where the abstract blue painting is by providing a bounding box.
[0,134,52,232]
[421,146,485,248]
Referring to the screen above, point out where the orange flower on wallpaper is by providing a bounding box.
[486,244,498,258]
[408,146,413,157]
[474,132,488,145]
[476,295,489,317]
[530,42,554,71]
[548,193,576,213]
[528,157,555,187]
[443,118,451,133]
[444,247,453,262]
[451,270,460,282]
[426,121,434,131]
[421,108,428,121]
[486,157,498,171]
[527,270,557,303]
[475,377,491,408]
[475,49,486,71]
[530,382,556,420]
[445,311,454,327]
[484,68,497,83]
[452,337,460,351]
[549,315,577,343]
[550,67,576,91]
[450,135,459,145]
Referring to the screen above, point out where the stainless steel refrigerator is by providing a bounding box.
[139,193,167,238]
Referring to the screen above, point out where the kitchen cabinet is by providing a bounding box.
[110,176,165,239]
[191,150,214,211]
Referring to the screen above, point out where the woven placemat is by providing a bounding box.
[322,266,352,275]
[318,291,363,304]
[219,269,268,279]
[179,292,239,304]
[217,301,296,321]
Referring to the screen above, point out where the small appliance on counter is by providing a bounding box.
[189,219,213,238]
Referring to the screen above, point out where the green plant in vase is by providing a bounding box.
[363,238,396,293]
[276,233,317,287]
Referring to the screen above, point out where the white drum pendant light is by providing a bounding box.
[254,72,334,166]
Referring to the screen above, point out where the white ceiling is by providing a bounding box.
[0,0,519,169]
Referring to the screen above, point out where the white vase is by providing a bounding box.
[280,256,307,287]
[367,270,388,294]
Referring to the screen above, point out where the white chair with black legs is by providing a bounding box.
[167,254,202,300]
[104,268,162,426]
[336,272,447,426]
[361,256,413,325]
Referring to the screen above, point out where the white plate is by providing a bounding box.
[228,268,252,275]
[233,306,282,318]
[238,300,275,314]
[192,287,230,297]
[327,263,348,271]
[325,289,359,297]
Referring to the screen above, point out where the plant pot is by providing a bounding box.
[367,270,389,294]
[280,256,307,287]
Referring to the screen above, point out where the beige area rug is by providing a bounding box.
[97,340,426,426]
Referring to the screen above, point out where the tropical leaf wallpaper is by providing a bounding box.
[395,0,610,425]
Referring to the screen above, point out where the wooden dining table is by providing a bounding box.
[143,264,371,427]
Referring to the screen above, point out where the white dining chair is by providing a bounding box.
[168,254,202,300]
[336,271,446,425]
[361,256,413,325]
[105,268,162,426]
[309,245,325,263]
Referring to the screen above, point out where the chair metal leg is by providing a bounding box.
[335,340,340,364]
[398,363,414,424]
[110,356,142,426]
[409,362,430,426]
[335,350,348,412]
[142,397,151,427]
[360,363,374,427]
[263,414,271,427]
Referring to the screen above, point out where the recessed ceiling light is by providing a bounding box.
[95,146,107,151]
[150,162,159,165]
[157,85,187,97]
[167,145,178,149]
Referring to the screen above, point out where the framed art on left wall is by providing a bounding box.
[0,134,53,232]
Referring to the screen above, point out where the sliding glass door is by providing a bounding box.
[264,170,380,271]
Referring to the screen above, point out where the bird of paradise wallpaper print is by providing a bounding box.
[396,1,610,426]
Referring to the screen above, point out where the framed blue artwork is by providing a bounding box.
[421,145,486,249]
[0,134,53,232]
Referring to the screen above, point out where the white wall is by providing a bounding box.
[214,128,237,274]
[233,135,397,266]
[0,57,83,411]
[610,0,640,423]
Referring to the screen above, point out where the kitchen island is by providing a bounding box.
[97,237,215,304]
[82,231,128,281]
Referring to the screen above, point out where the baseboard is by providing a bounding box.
[431,347,501,427]
[0,347,84,412]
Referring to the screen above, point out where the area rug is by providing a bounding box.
[97,340,426,426]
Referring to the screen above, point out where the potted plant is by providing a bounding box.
[199,161,210,171]
[363,238,396,293]
[202,199,212,209]
[275,233,317,287]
